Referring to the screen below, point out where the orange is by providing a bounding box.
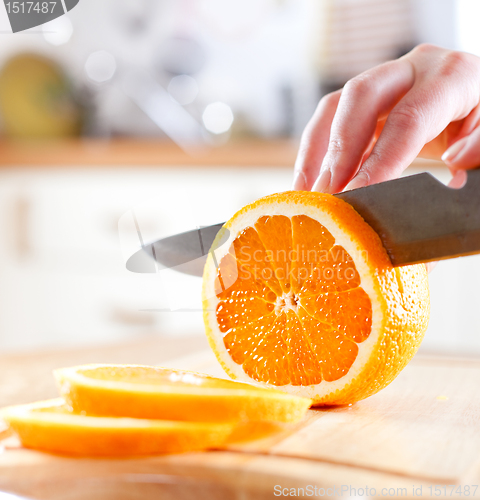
[55,364,311,423]
[202,191,430,405]
[0,399,233,457]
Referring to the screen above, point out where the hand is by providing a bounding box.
[293,44,480,194]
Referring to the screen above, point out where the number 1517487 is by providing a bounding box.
[5,2,58,14]
[427,485,479,496]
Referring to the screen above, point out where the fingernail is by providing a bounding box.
[442,137,468,164]
[345,172,369,191]
[312,169,331,192]
[292,170,307,190]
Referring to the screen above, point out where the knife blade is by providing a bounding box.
[126,169,480,276]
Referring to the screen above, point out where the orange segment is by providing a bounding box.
[203,191,430,405]
[301,288,372,343]
[215,252,277,303]
[283,310,323,386]
[215,252,276,336]
[223,313,278,366]
[240,313,290,386]
[291,214,335,291]
[297,307,358,382]
[298,245,361,297]
[230,226,282,296]
[216,291,274,335]
[255,215,293,292]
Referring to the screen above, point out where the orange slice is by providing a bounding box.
[55,364,312,423]
[202,191,430,405]
[0,399,233,457]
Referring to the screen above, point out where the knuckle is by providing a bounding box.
[437,51,480,107]
[441,50,473,75]
[343,74,376,100]
[412,43,439,56]
[389,102,425,129]
[327,136,346,155]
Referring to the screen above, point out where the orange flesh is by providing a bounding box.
[215,215,372,386]
[72,366,287,392]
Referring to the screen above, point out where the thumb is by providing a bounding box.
[442,126,480,171]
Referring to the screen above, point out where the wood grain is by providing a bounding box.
[0,448,428,500]
[164,350,480,484]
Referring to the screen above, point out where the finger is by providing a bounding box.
[346,93,474,191]
[443,125,480,171]
[447,169,467,188]
[347,49,480,190]
[345,96,437,191]
[346,94,431,190]
[293,90,341,190]
[312,59,415,193]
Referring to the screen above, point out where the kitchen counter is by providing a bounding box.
[0,139,300,167]
[0,139,447,168]
[1,336,480,499]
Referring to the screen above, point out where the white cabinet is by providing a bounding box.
[0,166,293,352]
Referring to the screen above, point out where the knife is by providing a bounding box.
[126,169,480,276]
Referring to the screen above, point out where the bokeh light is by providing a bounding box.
[167,75,199,105]
[85,50,117,83]
[42,16,73,46]
[202,102,234,134]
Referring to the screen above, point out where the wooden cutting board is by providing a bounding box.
[0,337,480,499]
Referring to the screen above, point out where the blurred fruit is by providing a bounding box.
[0,53,81,138]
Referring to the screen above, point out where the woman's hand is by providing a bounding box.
[293,44,480,193]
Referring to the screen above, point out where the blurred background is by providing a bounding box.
[0,0,478,356]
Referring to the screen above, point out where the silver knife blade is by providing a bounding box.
[126,169,480,275]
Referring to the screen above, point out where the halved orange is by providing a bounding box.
[0,399,233,457]
[202,191,430,405]
[55,364,312,423]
